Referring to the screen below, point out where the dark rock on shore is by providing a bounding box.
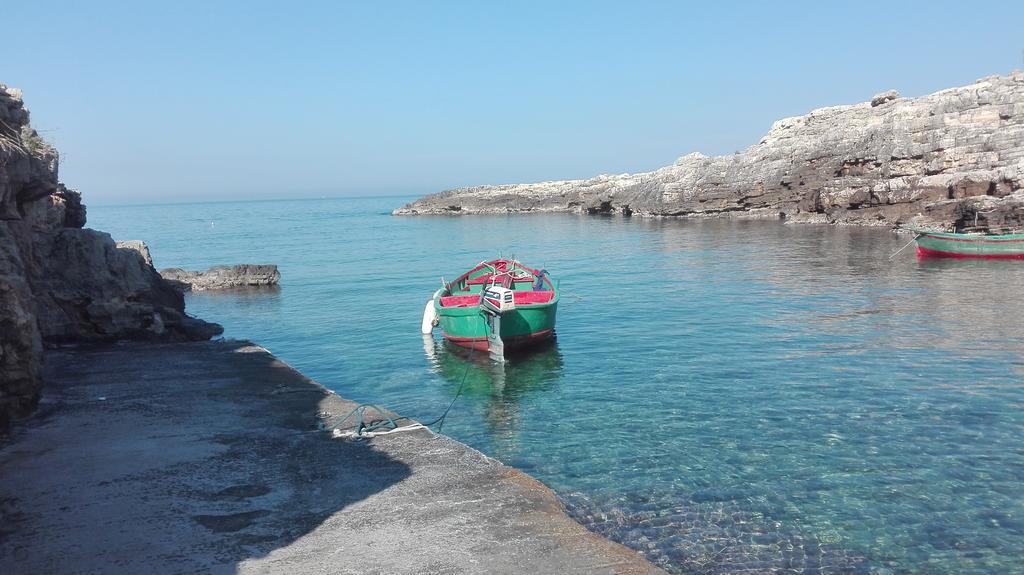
[0,84,221,428]
[160,264,280,292]
[32,230,221,342]
[395,72,1024,231]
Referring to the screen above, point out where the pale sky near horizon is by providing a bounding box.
[6,0,1024,204]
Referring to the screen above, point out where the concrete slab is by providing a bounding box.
[0,340,663,574]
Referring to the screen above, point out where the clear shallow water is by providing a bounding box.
[91,197,1024,574]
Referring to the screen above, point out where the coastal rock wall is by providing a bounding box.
[0,221,41,423]
[0,85,221,428]
[395,72,1024,230]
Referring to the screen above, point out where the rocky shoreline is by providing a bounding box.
[1,85,222,428]
[395,72,1024,232]
[0,341,663,574]
[0,84,665,573]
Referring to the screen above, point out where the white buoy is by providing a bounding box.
[420,299,437,334]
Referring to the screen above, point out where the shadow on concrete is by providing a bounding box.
[0,340,412,574]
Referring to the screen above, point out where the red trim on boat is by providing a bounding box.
[440,291,554,308]
[440,295,480,308]
[512,291,554,304]
[924,235,1024,244]
[916,246,1024,259]
[443,329,555,351]
[465,275,535,285]
[441,336,490,352]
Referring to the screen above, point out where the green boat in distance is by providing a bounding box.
[422,258,558,354]
[907,227,1024,259]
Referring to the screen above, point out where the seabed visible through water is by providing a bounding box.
[91,197,1024,575]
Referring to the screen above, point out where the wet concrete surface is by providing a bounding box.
[0,340,663,574]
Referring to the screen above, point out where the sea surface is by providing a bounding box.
[91,197,1024,575]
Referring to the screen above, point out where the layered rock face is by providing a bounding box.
[160,264,281,292]
[396,72,1024,231]
[0,85,221,428]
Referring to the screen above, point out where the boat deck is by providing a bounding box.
[440,290,555,308]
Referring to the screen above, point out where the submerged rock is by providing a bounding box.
[395,71,1024,231]
[160,264,280,292]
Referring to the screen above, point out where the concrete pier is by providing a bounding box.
[0,340,662,574]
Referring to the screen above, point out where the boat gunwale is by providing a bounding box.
[904,227,1024,242]
[435,258,559,314]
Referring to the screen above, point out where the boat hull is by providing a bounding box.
[914,231,1024,259]
[437,303,558,352]
[444,328,556,352]
[432,258,559,355]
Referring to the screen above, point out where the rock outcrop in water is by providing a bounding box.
[396,72,1024,231]
[160,264,280,292]
[0,84,221,428]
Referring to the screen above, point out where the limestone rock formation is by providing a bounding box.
[32,230,222,342]
[160,264,280,292]
[0,222,42,424]
[395,72,1024,231]
[871,90,900,107]
[116,240,153,267]
[0,84,221,429]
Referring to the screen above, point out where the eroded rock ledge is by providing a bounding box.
[0,84,221,428]
[396,72,1024,231]
[160,264,280,292]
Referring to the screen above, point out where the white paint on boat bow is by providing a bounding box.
[421,298,438,334]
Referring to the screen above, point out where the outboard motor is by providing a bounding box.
[481,285,515,362]
[482,285,516,314]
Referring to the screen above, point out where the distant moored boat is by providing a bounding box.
[909,228,1024,259]
[421,258,558,357]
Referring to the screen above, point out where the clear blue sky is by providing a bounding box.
[6,0,1023,204]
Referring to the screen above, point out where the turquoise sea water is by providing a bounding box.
[91,197,1024,574]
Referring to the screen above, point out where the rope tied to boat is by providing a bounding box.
[319,404,427,439]
[889,232,922,260]
[325,309,481,440]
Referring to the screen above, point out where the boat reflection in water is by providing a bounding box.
[422,335,563,457]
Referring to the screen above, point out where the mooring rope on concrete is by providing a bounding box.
[324,313,480,439]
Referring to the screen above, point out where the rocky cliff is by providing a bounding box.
[396,72,1024,231]
[0,85,221,429]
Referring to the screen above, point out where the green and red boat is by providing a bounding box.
[909,228,1024,259]
[421,258,558,355]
